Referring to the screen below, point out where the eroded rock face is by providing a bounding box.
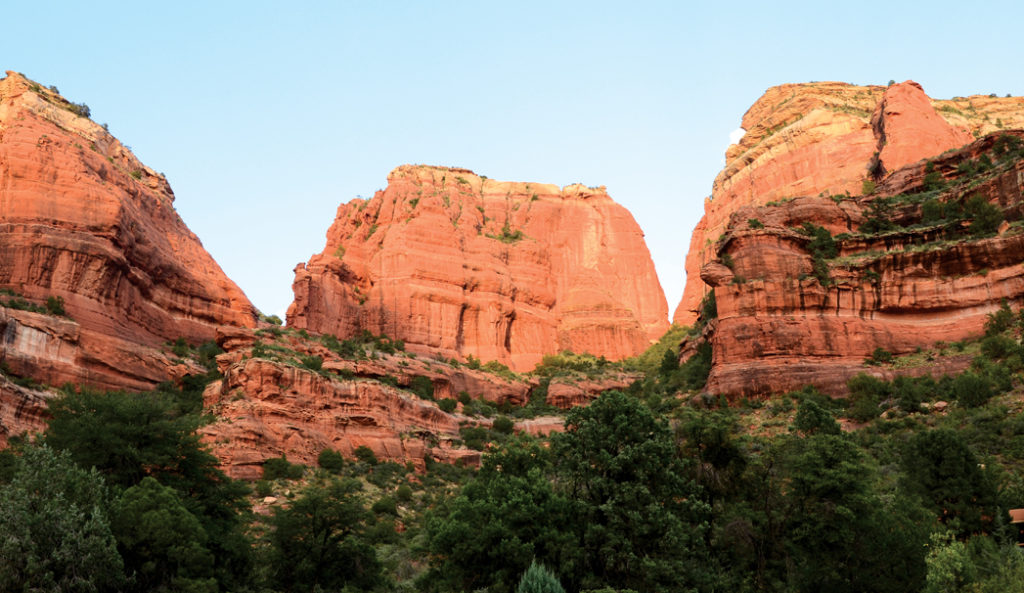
[676,81,1024,325]
[289,165,668,371]
[702,132,1024,396]
[0,374,50,446]
[201,326,540,478]
[0,71,256,390]
[202,358,477,480]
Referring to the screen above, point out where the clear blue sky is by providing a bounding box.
[4,1,1021,320]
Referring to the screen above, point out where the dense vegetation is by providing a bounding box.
[5,299,1024,592]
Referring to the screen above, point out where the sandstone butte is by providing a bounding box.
[0,71,257,442]
[700,130,1024,397]
[676,80,1024,325]
[288,165,669,371]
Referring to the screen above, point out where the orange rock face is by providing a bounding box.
[871,81,973,176]
[0,71,256,390]
[201,327,538,479]
[701,132,1024,396]
[0,374,49,447]
[289,165,668,371]
[676,81,1024,326]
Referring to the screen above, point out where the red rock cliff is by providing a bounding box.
[676,81,1023,325]
[0,71,257,390]
[288,165,668,371]
[701,131,1024,396]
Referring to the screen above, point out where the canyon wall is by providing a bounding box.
[676,80,1024,325]
[701,131,1024,396]
[0,71,257,391]
[289,165,668,371]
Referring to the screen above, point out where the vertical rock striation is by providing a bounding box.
[289,165,668,371]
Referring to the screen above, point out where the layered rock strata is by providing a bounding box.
[0,71,257,390]
[202,327,530,478]
[701,132,1024,396]
[289,165,668,371]
[677,81,1024,325]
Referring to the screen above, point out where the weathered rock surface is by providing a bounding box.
[545,373,642,409]
[0,374,50,446]
[701,132,1024,396]
[201,326,537,478]
[676,81,1024,325]
[0,71,257,391]
[202,358,479,480]
[871,81,974,176]
[289,165,668,371]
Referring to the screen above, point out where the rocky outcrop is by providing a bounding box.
[289,165,668,371]
[676,81,1024,325]
[701,132,1024,396]
[0,374,50,446]
[0,71,257,390]
[545,373,642,409]
[202,358,478,480]
[201,326,536,478]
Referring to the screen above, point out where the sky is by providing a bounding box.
[3,1,1022,321]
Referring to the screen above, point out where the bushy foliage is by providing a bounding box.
[317,448,346,473]
[266,478,382,592]
[0,445,126,593]
[901,429,998,537]
[263,456,305,481]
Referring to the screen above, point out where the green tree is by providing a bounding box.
[783,434,929,593]
[517,560,566,593]
[552,391,712,592]
[112,477,216,593]
[0,444,125,593]
[44,387,254,591]
[793,398,841,436]
[425,437,575,593]
[267,477,382,592]
[902,429,998,536]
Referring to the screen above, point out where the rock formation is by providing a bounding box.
[201,327,538,479]
[0,71,257,391]
[289,165,668,371]
[676,81,1024,325]
[700,131,1024,396]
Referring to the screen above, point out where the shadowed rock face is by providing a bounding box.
[0,71,256,390]
[288,165,668,371]
[676,81,1024,326]
[700,131,1024,397]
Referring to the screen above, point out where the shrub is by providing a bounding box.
[861,179,877,194]
[864,347,894,365]
[457,391,472,405]
[66,102,91,118]
[396,484,413,502]
[409,375,434,400]
[354,445,379,466]
[748,218,764,229]
[492,416,514,434]
[438,398,457,413]
[964,195,1003,236]
[44,295,65,316]
[793,399,841,435]
[371,496,397,515]
[299,354,323,372]
[459,426,491,451]
[255,480,273,497]
[317,448,346,473]
[950,372,993,408]
[847,373,889,422]
[263,456,304,481]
